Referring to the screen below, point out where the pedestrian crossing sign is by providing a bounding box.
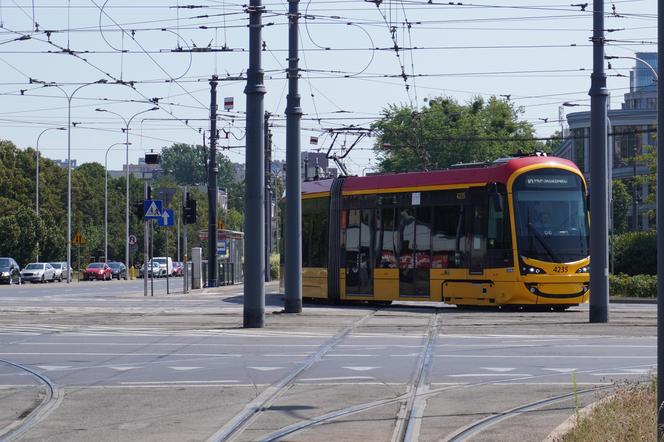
[143,199,163,219]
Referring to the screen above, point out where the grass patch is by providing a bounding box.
[561,380,657,441]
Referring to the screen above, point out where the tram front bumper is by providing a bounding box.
[524,282,589,300]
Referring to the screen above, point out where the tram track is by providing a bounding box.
[205,308,381,442]
[252,346,644,441]
[392,309,440,442]
[443,386,612,442]
[0,359,64,442]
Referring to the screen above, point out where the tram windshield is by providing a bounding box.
[513,169,589,263]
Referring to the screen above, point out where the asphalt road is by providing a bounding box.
[0,281,656,441]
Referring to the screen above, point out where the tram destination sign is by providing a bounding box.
[524,175,573,188]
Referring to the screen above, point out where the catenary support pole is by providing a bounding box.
[656,0,663,435]
[265,111,272,282]
[208,76,219,288]
[589,0,609,323]
[183,186,189,294]
[285,0,303,313]
[144,181,148,297]
[243,0,266,327]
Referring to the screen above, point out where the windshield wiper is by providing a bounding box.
[527,222,562,262]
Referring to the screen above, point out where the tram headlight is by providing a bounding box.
[521,265,546,275]
[575,266,589,273]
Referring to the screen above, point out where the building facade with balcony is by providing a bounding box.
[557,53,657,231]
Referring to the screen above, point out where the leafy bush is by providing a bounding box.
[609,273,657,298]
[611,231,656,275]
[270,253,280,280]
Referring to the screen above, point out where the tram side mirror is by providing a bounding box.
[487,182,503,212]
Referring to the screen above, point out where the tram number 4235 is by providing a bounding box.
[552,265,569,273]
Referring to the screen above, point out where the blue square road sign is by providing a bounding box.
[143,200,163,219]
[157,208,175,227]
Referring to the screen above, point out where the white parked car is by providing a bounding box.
[20,262,56,283]
[49,261,70,282]
[152,257,173,278]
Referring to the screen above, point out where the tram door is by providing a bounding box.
[468,190,488,275]
[398,206,432,298]
[345,209,374,296]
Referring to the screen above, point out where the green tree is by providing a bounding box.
[160,143,236,188]
[372,96,542,173]
[161,143,207,185]
[0,206,43,264]
[611,179,632,234]
[543,130,563,154]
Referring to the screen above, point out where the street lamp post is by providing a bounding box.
[605,55,658,232]
[95,107,159,279]
[35,127,65,261]
[31,78,112,282]
[104,142,131,263]
[605,55,659,83]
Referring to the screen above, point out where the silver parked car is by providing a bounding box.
[20,262,56,283]
[48,262,70,282]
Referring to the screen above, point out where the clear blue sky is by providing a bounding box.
[0,0,657,174]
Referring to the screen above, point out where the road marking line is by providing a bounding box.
[120,380,239,385]
[488,382,613,386]
[0,353,242,357]
[543,368,577,373]
[248,367,285,371]
[342,366,379,371]
[480,367,515,372]
[591,373,650,376]
[260,354,311,357]
[450,374,534,378]
[169,367,202,371]
[298,376,375,381]
[36,365,71,371]
[325,354,376,357]
[435,355,655,359]
[108,366,141,371]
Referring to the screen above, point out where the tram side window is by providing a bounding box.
[399,208,416,269]
[415,207,432,268]
[302,198,328,267]
[431,205,466,268]
[377,208,398,268]
[487,193,514,267]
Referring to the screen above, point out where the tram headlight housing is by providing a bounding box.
[575,266,589,273]
[521,265,546,275]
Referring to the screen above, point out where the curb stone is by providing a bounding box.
[542,393,615,442]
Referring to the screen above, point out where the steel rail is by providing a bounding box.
[256,358,649,441]
[206,308,380,442]
[394,309,441,442]
[444,386,612,442]
[0,359,64,441]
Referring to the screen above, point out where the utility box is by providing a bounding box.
[191,247,202,289]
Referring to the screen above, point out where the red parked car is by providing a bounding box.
[83,262,112,281]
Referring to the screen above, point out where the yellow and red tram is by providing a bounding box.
[293,155,590,309]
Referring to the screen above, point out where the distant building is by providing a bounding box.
[108,158,160,180]
[557,52,657,231]
[301,151,338,181]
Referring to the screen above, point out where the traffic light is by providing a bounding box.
[132,202,144,219]
[144,153,160,164]
[183,193,197,224]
